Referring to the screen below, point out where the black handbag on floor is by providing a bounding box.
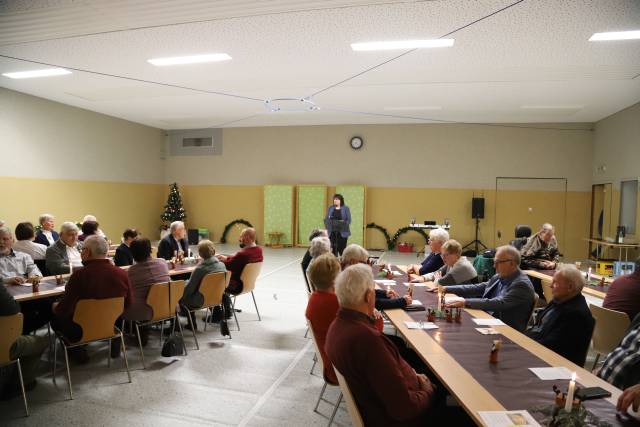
[161,281,185,357]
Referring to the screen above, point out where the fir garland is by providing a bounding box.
[390,226,429,249]
[366,223,393,250]
[220,219,255,243]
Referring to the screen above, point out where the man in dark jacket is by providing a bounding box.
[157,221,189,260]
[525,265,594,366]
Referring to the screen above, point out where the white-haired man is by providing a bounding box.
[45,222,83,275]
[407,228,449,280]
[524,265,594,365]
[520,223,560,270]
[325,264,436,426]
[443,245,536,332]
[157,220,189,260]
[0,227,42,285]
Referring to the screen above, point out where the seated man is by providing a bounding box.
[45,222,83,275]
[34,213,58,247]
[341,243,411,310]
[78,220,99,242]
[412,239,478,285]
[51,236,133,360]
[157,221,189,260]
[301,229,328,272]
[217,227,263,295]
[444,245,535,332]
[603,257,640,321]
[180,240,226,330]
[13,222,47,261]
[520,223,560,270]
[407,228,448,280]
[325,264,436,427]
[0,285,49,399]
[80,214,107,240]
[305,252,341,385]
[525,265,594,366]
[114,228,138,267]
[599,313,640,390]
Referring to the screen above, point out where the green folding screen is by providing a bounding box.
[336,185,366,246]
[297,185,327,246]
[263,185,294,245]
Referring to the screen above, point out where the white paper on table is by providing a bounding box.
[18,282,33,287]
[375,280,396,285]
[528,367,573,380]
[408,300,423,307]
[404,321,439,330]
[403,282,428,287]
[472,318,506,326]
[478,410,541,427]
[445,295,465,304]
[475,328,500,335]
[391,271,402,277]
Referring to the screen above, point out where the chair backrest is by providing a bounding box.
[528,293,540,326]
[540,278,554,303]
[146,281,185,321]
[589,304,631,355]
[333,367,364,427]
[73,297,124,343]
[0,313,23,364]
[509,238,527,251]
[199,271,230,307]
[151,246,158,258]
[239,262,263,294]
[515,225,532,239]
[301,264,312,294]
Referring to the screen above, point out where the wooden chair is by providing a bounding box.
[540,278,553,304]
[308,324,342,425]
[181,271,232,349]
[231,262,263,330]
[302,263,312,294]
[0,313,29,416]
[53,297,131,399]
[528,293,540,327]
[134,281,187,368]
[589,304,630,369]
[332,367,364,427]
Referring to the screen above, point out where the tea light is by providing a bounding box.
[565,372,576,412]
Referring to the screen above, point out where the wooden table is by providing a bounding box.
[382,266,623,426]
[7,263,197,302]
[585,238,640,263]
[524,269,610,300]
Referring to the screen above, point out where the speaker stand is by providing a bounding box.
[462,217,488,255]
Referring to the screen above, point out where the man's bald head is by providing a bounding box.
[240,228,256,244]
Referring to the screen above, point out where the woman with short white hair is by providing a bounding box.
[412,239,478,285]
[309,236,331,261]
[407,228,449,280]
[34,213,59,246]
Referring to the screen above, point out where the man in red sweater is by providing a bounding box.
[325,264,436,427]
[51,235,133,362]
[217,228,263,295]
[603,257,640,321]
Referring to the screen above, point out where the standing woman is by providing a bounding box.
[324,194,351,256]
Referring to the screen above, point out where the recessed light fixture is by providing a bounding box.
[351,39,454,51]
[147,53,232,66]
[589,30,640,41]
[2,68,71,79]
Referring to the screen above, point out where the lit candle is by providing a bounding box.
[437,291,442,311]
[587,267,592,281]
[565,372,576,412]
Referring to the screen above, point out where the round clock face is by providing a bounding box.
[350,136,364,150]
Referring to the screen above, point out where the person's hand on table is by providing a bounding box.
[5,276,26,285]
[445,299,465,308]
[406,264,420,274]
[27,276,41,284]
[416,373,434,393]
[541,260,555,269]
[617,384,640,413]
[403,295,413,305]
[372,309,383,320]
[386,289,399,298]
[409,274,425,283]
[437,284,446,294]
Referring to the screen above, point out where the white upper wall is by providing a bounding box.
[165,123,594,191]
[0,87,165,184]
[593,102,640,188]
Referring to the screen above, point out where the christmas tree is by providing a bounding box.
[161,183,187,225]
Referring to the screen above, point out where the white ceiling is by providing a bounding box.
[1,0,639,129]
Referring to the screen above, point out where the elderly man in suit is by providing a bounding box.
[45,222,83,275]
[443,245,536,332]
[157,221,189,260]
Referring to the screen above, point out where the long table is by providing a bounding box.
[378,266,630,427]
[6,263,196,302]
[525,269,611,300]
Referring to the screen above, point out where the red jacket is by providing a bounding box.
[603,271,640,321]
[223,245,263,293]
[55,259,133,320]
[306,291,340,384]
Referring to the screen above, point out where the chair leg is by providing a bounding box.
[16,359,29,417]
[310,355,317,375]
[174,315,188,356]
[232,297,240,331]
[314,381,327,412]
[327,392,342,426]
[52,337,58,384]
[203,307,209,332]
[62,344,73,400]
[592,353,601,371]
[120,333,132,383]
[304,326,310,338]
[135,323,146,369]
[251,291,261,321]
[160,322,164,348]
[107,338,111,368]
[186,309,199,350]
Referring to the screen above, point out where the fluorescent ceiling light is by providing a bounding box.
[2,68,71,79]
[589,30,640,41]
[148,53,232,66]
[351,39,454,51]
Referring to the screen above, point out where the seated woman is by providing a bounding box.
[520,223,560,270]
[78,220,99,242]
[308,236,331,266]
[114,228,138,266]
[34,213,59,247]
[412,239,478,285]
[180,240,226,329]
[123,237,170,345]
[301,229,328,272]
[13,222,47,261]
[407,228,449,281]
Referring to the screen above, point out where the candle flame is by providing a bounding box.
[571,372,576,381]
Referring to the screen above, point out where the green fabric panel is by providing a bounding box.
[336,185,365,246]
[297,186,327,246]
[264,185,294,245]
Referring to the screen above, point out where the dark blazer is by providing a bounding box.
[446,270,536,332]
[45,240,82,275]
[419,252,444,276]
[157,234,189,260]
[114,243,133,266]
[34,230,59,247]
[525,293,594,366]
[324,205,352,238]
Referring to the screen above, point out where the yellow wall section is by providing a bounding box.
[1,177,165,242]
